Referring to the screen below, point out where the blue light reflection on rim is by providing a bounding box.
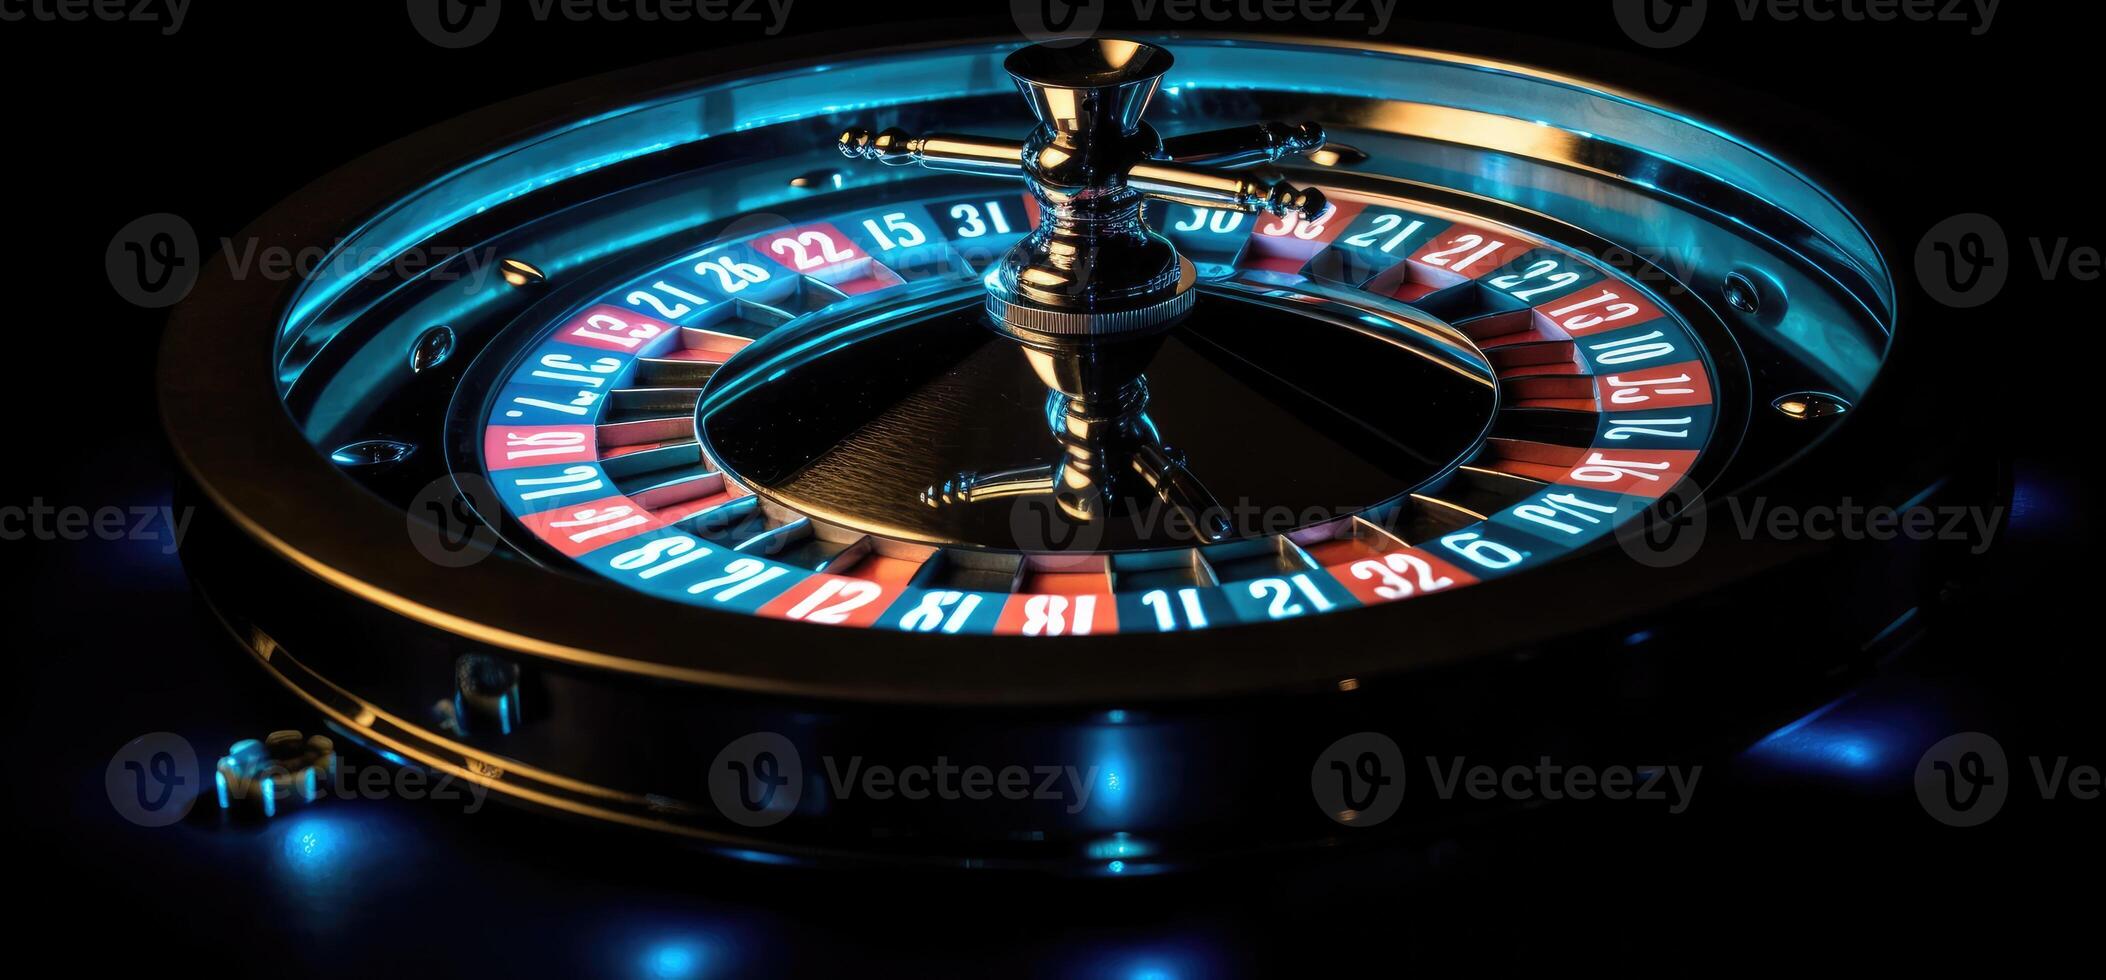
[274,37,1888,389]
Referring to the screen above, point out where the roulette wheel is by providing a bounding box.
[158,26,1994,873]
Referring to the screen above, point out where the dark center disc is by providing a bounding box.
[697,289,1497,552]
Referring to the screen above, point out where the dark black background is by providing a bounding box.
[8,1,2100,974]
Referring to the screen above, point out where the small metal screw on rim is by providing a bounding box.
[1723,271,1761,314]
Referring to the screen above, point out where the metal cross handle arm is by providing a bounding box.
[836,123,1329,217]
[831,38,1332,338]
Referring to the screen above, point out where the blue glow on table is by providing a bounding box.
[1088,730,1136,821]
[642,940,705,979]
[1743,695,1933,781]
[276,814,358,881]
